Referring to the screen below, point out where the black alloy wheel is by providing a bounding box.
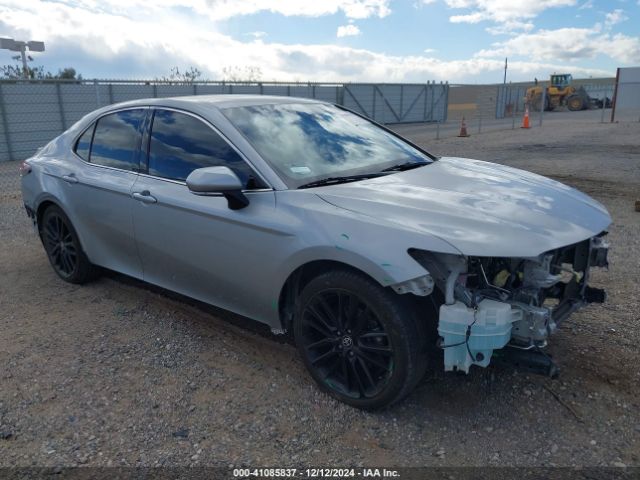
[300,289,394,399]
[43,211,78,278]
[294,269,428,410]
[40,205,96,284]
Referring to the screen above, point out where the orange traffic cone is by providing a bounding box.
[458,116,470,137]
[521,104,531,129]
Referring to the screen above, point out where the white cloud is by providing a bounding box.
[246,31,267,39]
[0,0,618,83]
[445,0,577,32]
[1,0,394,25]
[485,20,534,35]
[423,48,437,54]
[604,9,628,28]
[336,24,361,38]
[578,0,593,9]
[183,0,392,20]
[476,26,640,64]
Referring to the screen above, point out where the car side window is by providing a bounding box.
[90,109,145,171]
[74,124,95,161]
[148,109,261,188]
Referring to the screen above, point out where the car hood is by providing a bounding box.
[315,157,611,258]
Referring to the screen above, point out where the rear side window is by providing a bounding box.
[90,109,145,171]
[74,124,94,161]
[148,109,259,187]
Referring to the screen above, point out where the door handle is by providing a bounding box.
[62,174,79,184]
[132,191,157,204]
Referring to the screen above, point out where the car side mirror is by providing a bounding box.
[186,166,249,210]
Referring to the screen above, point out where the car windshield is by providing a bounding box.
[222,102,433,188]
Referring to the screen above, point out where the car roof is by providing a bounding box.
[103,94,326,112]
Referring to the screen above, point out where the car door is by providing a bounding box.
[65,108,146,278]
[130,108,279,317]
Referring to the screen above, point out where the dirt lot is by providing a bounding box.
[1,115,639,469]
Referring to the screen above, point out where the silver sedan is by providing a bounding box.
[21,95,611,409]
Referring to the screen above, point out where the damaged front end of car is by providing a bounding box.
[410,233,609,375]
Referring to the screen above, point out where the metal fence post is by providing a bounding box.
[610,68,620,123]
[443,82,449,123]
[372,86,377,119]
[600,91,606,123]
[539,86,546,127]
[108,84,114,104]
[55,82,67,132]
[422,83,428,122]
[433,83,438,122]
[94,79,101,108]
[0,83,14,162]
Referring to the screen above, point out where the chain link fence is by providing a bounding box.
[494,82,615,120]
[387,77,634,143]
[2,76,636,163]
[0,79,449,162]
[424,79,620,139]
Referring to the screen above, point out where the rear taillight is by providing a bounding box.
[19,160,32,177]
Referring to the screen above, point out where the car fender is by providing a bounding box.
[262,191,463,329]
[30,168,92,257]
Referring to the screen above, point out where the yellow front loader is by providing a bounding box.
[525,74,590,111]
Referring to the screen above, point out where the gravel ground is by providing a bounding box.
[0,115,639,469]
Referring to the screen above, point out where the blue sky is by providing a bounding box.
[0,0,638,83]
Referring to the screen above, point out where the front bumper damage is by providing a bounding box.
[411,233,609,375]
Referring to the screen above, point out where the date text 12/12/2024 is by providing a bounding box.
[233,468,400,478]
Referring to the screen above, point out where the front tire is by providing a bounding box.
[40,205,96,284]
[293,269,428,410]
[567,94,584,111]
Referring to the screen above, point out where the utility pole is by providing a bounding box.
[19,47,29,78]
[503,57,508,84]
[0,38,45,79]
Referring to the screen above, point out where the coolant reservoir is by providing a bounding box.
[438,299,520,373]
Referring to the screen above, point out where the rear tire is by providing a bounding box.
[40,205,96,284]
[531,94,543,112]
[293,269,429,410]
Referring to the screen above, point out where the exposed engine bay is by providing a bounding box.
[410,233,609,374]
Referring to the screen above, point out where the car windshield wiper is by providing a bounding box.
[380,161,429,173]
[297,172,388,189]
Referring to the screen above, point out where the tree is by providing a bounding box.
[0,62,82,80]
[222,66,262,82]
[56,67,82,80]
[0,63,47,80]
[155,66,202,84]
